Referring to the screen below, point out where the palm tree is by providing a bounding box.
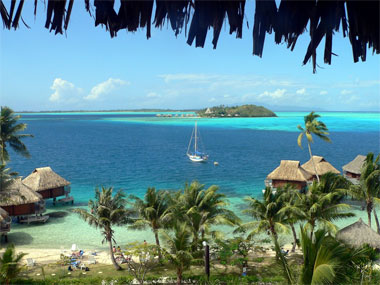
[129,187,171,259]
[297,111,331,183]
[73,186,131,270]
[299,227,373,284]
[0,106,33,163]
[349,152,380,232]
[0,244,27,285]
[160,223,194,285]
[177,181,240,252]
[296,178,354,238]
[237,187,293,284]
[0,164,18,193]
[278,184,302,252]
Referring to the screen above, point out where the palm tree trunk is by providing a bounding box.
[270,228,293,284]
[192,233,198,252]
[307,142,319,183]
[290,224,297,252]
[367,202,372,228]
[310,221,315,240]
[154,229,162,260]
[177,267,183,285]
[1,141,5,164]
[374,208,380,234]
[108,236,122,270]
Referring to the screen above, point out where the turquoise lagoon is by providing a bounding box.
[5,111,380,250]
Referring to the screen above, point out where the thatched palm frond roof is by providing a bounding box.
[301,155,340,176]
[336,218,380,248]
[0,178,43,206]
[267,160,313,182]
[342,155,366,175]
[1,0,379,73]
[0,207,9,222]
[22,167,70,192]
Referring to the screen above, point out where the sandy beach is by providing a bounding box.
[0,248,114,266]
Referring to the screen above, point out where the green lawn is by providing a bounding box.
[14,256,291,284]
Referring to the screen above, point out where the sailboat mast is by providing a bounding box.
[194,121,197,153]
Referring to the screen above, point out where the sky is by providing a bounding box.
[1,1,379,112]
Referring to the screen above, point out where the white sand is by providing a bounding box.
[0,248,113,266]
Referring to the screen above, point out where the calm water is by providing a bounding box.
[4,111,380,249]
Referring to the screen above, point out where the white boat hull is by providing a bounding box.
[187,154,208,162]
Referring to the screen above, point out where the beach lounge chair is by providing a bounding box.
[70,258,81,269]
[26,258,35,267]
[87,255,96,265]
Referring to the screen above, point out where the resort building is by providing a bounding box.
[0,207,11,242]
[22,167,73,204]
[336,218,380,249]
[265,160,313,191]
[0,178,46,218]
[342,155,366,185]
[301,155,340,180]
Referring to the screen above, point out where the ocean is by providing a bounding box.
[4,111,380,250]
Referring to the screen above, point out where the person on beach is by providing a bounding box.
[113,246,116,253]
[242,262,247,277]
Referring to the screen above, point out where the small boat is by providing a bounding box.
[187,121,208,162]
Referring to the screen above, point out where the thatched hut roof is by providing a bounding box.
[0,207,9,223]
[301,156,340,176]
[342,155,366,175]
[22,167,70,192]
[267,160,313,182]
[0,178,43,206]
[336,218,380,248]
[1,0,379,73]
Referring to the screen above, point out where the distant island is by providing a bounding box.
[197,105,277,118]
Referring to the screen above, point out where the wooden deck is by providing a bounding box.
[19,215,49,224]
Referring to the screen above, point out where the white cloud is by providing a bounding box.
[209,97,217,102]
[334,80,380,88]
[320,90,328,95]
[158,73,297,89]
[159,74,217,84]
[49,78,82,103]
[341,89,353,95]
[84,78,128,100]
[146,92,160,98]
[258,89,286,99]
[346,96,359,103]
[296,88,306,95]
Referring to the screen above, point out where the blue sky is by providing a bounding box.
[1,0,379,111]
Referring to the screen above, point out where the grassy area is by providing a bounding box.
[11,254,380,284]
[12,255,300,284]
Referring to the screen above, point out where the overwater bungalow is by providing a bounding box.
[301,156,340,180]
[22,167,73,205]
[342,155,366,185]
[336,218,380,249]
[0,178,46,219]
[265,160,313,191]
[0,207,11,242]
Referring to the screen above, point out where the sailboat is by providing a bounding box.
[187,121,208,162]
